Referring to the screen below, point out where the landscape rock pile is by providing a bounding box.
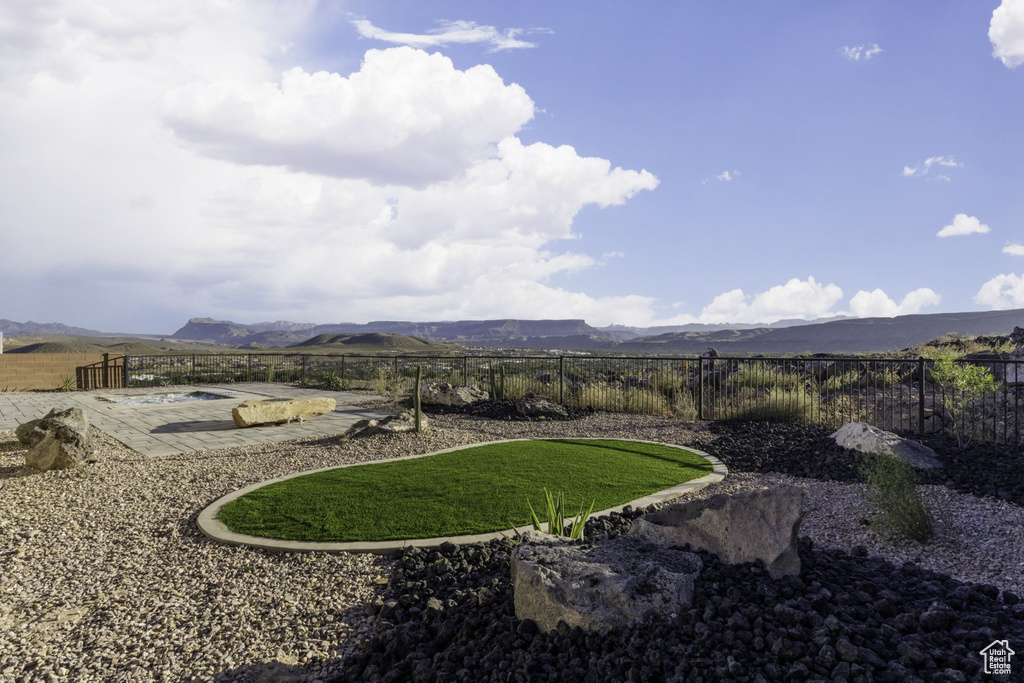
[420,383,489,407]
[343,410,427,439]
[336,515,1024,682]
[421,398,593,422]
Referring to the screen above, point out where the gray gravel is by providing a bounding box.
[1,407,1022,681]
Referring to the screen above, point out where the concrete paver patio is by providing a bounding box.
[0,383,394,456]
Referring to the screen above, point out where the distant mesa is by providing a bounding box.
[169,310,1024,354]
[8,308,1024,354]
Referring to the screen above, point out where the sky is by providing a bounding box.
[1,1,1023,334]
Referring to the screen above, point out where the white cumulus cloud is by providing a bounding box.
[848,288,941,318]
[991,0,1024,68]
[696,277,844,325]
[163,48,536,186]
[937,213,990,237]
[841,44,883,61]
[975,273,1024,309]
[351,18,540,52]
[1004,243,1024,256]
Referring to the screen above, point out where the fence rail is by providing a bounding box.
[77,353,124,390]
[122,353,1024,445]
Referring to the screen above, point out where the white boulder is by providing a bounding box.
[830,422,941,470]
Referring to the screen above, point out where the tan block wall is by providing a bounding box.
[0,354,123,391]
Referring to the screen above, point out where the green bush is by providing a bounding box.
[315,371,350,391]
[929,350,1000,446]
[860,452,934,543]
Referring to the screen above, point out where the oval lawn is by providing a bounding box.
[217,438,714,542]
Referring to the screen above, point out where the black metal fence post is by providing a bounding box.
[918,356,926,436]
[698,360,705,421]
[559,356,565,404]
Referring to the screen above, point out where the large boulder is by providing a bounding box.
[20,407,97,471]
[631,485,804,579]
[514,394,568,419]
[420,382,488,406]
[830,422,941,470]
[342,410,427,439]
[511,530,702,634]
[231,398,336,428]
[16,418,47,446]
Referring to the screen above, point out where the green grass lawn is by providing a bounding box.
[217,439,712,542]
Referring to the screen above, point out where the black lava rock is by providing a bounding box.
[330,419,1024,681]
[333,518,1024,682]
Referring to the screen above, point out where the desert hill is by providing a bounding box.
[290,332,455,353]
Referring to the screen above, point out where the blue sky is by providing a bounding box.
[1,1,1023,333]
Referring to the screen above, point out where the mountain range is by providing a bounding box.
[167,309,1024,354]
[6,308,1024,354]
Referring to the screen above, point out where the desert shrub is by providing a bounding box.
[726,385,818,424]
[866,365,911,388]
[669,387,699,421]
[860,451,934,543]
[818,395,871,427]
[577,384,674,416]
[315,371,350,391]
[728,361,804,391]
[819,370,862,394]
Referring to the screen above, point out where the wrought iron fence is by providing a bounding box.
[122,353,1024,445]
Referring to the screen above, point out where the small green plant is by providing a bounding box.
[316,371,349,391]
[511,488,595,541]
[860,451,934,543]
[929,350,1000,446]
[58,374,77,392]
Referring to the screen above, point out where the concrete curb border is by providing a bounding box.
[196,438,728,555]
